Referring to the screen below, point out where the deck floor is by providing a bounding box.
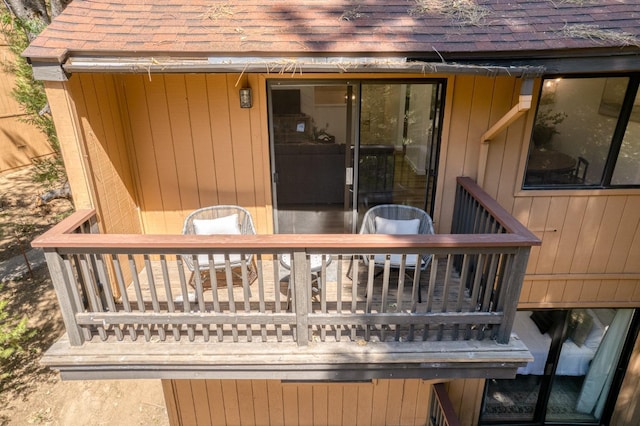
[122,256,471,314]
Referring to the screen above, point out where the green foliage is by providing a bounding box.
[0,10,64,185]
[0,288,35,380]
[32,156,66,189]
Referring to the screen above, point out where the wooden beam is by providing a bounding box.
[477,78,534,188]
[44,81,95,209]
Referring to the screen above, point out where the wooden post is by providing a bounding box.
[293,251,309,346]
[495,247,531,344]
[44,250,85,346]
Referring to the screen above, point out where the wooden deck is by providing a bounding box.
[34,177,539,380]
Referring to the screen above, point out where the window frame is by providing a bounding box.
[522,73,640,191]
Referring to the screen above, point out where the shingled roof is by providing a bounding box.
[23,0,640,72]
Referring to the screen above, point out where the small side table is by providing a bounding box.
[280,254,332,306]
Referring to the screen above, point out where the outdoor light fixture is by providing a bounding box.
[239,88,252,108]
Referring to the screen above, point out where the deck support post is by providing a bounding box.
[44,250,85,345]
[495,247,531,344]
[293,251,310,346]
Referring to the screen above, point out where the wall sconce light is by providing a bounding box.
[239,88,252,108]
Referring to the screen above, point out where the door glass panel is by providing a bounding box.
[481,309,636,425]
[271,84,356,233]
[546,308,634,423]
[357,83,440,220]
[481,310,562,423]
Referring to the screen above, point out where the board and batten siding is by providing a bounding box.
[163,379,434,426]
[439,75,640,309]
[117,73,272,235]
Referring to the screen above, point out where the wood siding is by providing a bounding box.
[118,73,272,235]
[0,44,54,173]
[163,379,434,426]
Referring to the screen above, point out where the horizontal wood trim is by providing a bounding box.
[310,312,504,326]
[0,112,29,119]
[525,273,640,281]
[78,312,295,326]
[42,334,532,380]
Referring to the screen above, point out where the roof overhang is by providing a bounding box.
[31,55,546,81]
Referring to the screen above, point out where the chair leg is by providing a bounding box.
[346,257,354,280]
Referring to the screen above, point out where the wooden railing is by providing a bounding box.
[33,177,539,348]
[429,383,462,426]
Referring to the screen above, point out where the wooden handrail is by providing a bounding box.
[33,231,538,251]
[456,176,539,244]
[33,178,539,348]
[431,383,462,426]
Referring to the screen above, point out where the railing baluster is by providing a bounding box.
[453,254,470,341]
[365,258,375,342]
[160,255,180,341]
[380,256,391,341]
[96,254,123,341]
[224,255,239,342]
[208,256,222,342]
[129,255,149,341]
[176,256,193,341]
[319,255,327,342]
[423,254,439,341]
[192,257,207,342]
[395,256,407,342]
[335,254,343,342]
[256,255,267,342]
[350,255,359,342]
[438,254,454,341]
[112,254,136,340]
[271,256,283,342]
[78,253,107,340]
[240,256,252,342]
[144,255,165,341]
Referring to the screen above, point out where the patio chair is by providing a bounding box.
[350,204,435,303]
[181,205,257,287]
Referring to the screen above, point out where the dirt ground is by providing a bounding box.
[0,167,168,426]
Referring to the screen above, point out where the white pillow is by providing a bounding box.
[374,217,420,235]
[193,214,241,235]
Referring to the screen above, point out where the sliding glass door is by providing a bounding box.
[481,309,639,425]
[358,82,444,219]
[269,80,445,234]
[270,83,357,233]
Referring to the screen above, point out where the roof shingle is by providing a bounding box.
[23,0,640,62]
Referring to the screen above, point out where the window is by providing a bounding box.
[523,75,640,189]
[480,309,639,425]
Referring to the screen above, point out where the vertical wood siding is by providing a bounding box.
[163,379,434,426]
[118,73,272,235]
[66,74,141,237]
